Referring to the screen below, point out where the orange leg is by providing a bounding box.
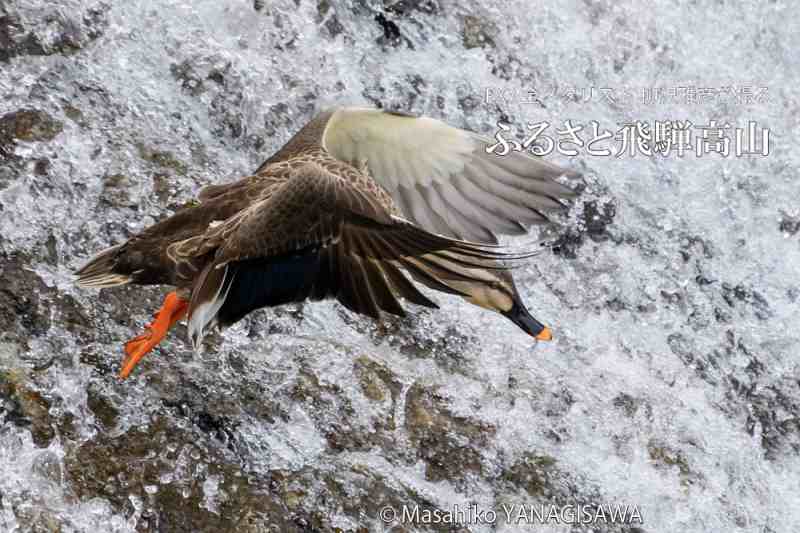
[120,291,189,379]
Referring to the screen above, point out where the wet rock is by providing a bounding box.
[4,495,64,533]
[316,0,345,38]
[134,144,193,206]
[0,361,55,447]
[266,464,458,533]
[170,60,208,97]
[31,160,51,180]
[457,91,481,112]
[354,355,403,436]
[362,77,430,113]
[647,440,703,488]
[500,452,557,496]
[210,96,245,142]
[385,0,440,16]
[288,367,381,453]
[667,332,720,384]
[583,199,617,240]
[85,382,119,429]
[0,8,47,61]
[462,15,497,50]
[62,104,86,126]
[495,452,638,531]
[169,57,257,150]
[0,3,109,62]
[152,173,177,205]
[605,297,627,312]
[404,383,495,484]
[550,228,583,259]
[612,392,641,418]
[552,198,617,258]
[101,173,135,208]
[357,312,476,375]
[160,397,240,446]
[779,211,800,235]
[679,234,714,261]
[490,53,527,83]
[720,282,772,320]
[263,101,297,139]
[743,379,800,461]
[136,144,188,176]
[0,249,91,356]
[542,386,576,421]
[56,292,92,337]
[355,365,388,402]
[64,416,299,533]
[0,109,64,156]
[0,252,52,339]
[374,12,406,48]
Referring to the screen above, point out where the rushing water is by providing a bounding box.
[0,0,798,531]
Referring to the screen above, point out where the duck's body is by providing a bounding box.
[76,107,578,378]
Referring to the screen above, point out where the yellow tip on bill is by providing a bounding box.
[535,327,552,341]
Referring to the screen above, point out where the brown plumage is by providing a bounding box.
[75,106,579,378]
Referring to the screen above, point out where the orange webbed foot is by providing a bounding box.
[119,292,188,379]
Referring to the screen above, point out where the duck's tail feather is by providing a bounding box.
[74,244,131,288]
[187,261,235,351]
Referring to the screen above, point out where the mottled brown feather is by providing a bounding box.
[76,106,575,348]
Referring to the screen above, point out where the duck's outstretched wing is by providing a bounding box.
[186,161,536,348]
[317,107,580,243]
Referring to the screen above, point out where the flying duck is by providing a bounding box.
[75,107,578,379]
